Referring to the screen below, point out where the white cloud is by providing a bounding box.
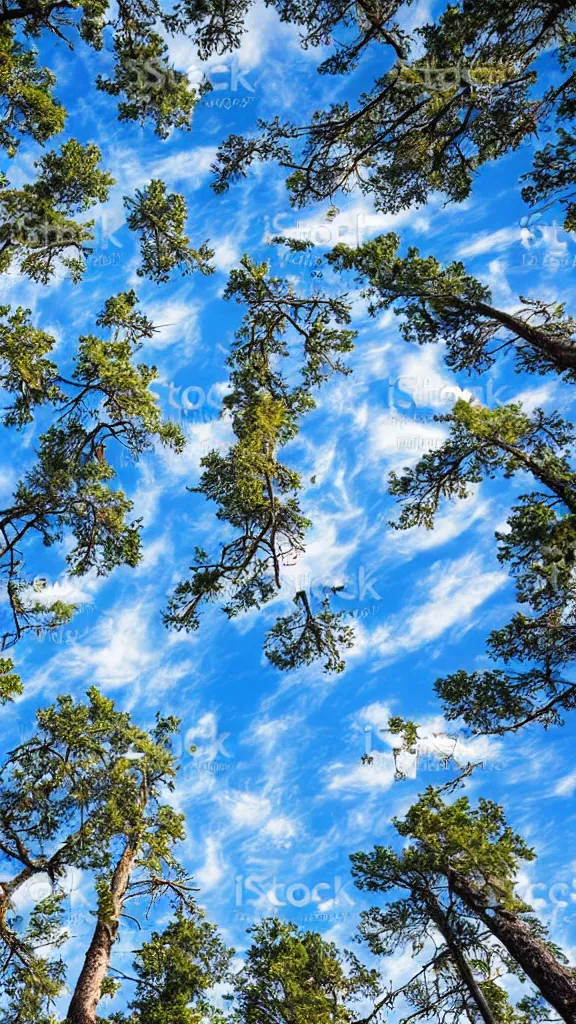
[19,568,104,611]
[283,511,362,593]
[160,413,234,481]
[554,771,576,797]
[383,714,502,780]
[509,382,558,415]
[323,754,396,793]
[278,200,432,251]
[456,226,524,258]
[219,790,272,829]
[150,147,218,190]
[29,599,195,706]
[0,465,16,500]
[261,816,298,848]
[185,711,232,763]
[135,532,172,575]
[367,410,448,470]
[142,296,201,357]
[372,552,507,661]
[195,836,228,890]
[130,459,165,528]
[170,1,294,76]
[385,493,490,560]
[243,714,299,755]
[211,236,242,273]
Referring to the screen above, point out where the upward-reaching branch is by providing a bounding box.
[0,290,184,667]
[165,255,356,673]
[328,234,576,380]
[0,688,187,1024]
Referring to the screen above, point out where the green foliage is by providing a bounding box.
[393,790,536,904]
[96,33,201,138]
[351,828,533,1024]
[0,656,22,702]
[521,40,576,229]
[0,0,204,139]
[229,917,380,1024]
[0,139,114,283]
[389,399,576,733]
[125,179,214,282]
[0,303,62,426]
[389,401,576,529]
[386,716,420,779]
[0,291,184,652]
[351,791,576,1021]
[0,686,182,871]
[109,907,233,1024]
[0,25,65,155]
[0,688,188,1019]
[522,127,576,230]
[387,715,418,751]
[0,893,68,1024]
[165,256,356,673]
[210,0,573,211]
[264,591,354,674]
[327,234,576,379]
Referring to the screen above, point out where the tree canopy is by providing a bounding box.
[165,255,356,673]
[2,0,576,1022]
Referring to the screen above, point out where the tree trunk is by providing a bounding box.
[474,300,576,375]
[425,895,496,1024]
[66,843,137,1024]
[488,437,576,515]
[448,869,576,1024]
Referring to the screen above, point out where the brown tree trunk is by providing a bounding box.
[66,843,137,1024]
[486,437,576,515]
[425,895,496,1024]
[422,892,494,1019]
[448,869,576,1024]
[474,300,576,374]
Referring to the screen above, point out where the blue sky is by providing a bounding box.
[3,1,576,1016]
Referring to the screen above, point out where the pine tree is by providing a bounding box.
[0,291,185,694]
[352,790,576,1023]
[327,234,576,381]
[386,400,576,732]
[210,0,576,217]
[0,688,221,1024]
[165,256,356,673]
[228,917,380,1024]
[353,847,544,1024]
[105,908,233,1024]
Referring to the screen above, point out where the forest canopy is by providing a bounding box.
[0,0,575,1023]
